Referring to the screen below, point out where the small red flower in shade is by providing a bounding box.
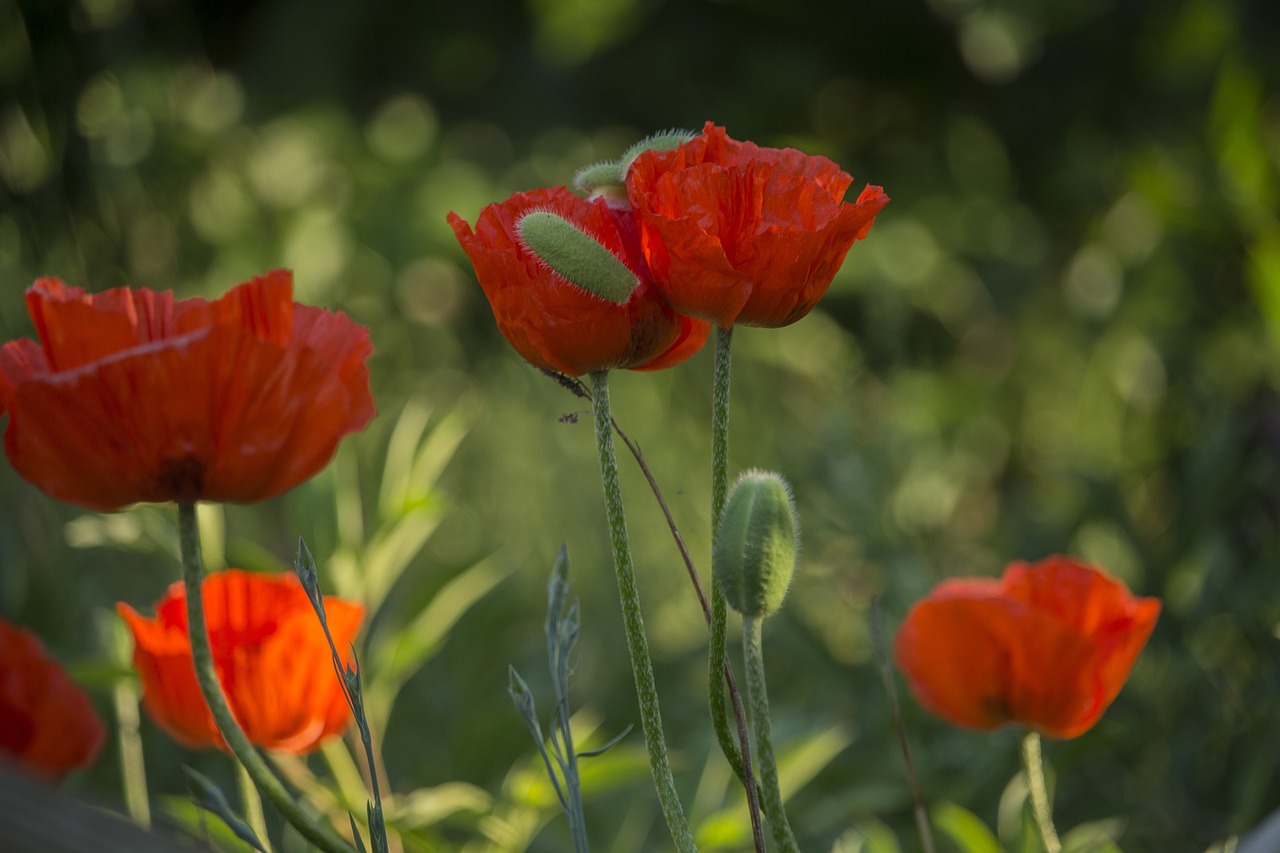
[894,556,1161,739]
[448,186,710,376]
[117,569,364,754]
[0,270,375,512]
[626,122,889,330]
[0,619,105,780]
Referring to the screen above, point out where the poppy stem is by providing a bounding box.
[546,369,764,853]
[607,403,766,853]
[587,371,697,853]
[176,502,355,853]
[1021,732,1061,853]
[709,327,746,784]
[742,615,801,853]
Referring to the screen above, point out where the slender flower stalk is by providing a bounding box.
[544,370,763,852]
[742,615,800,853]
[708,326,743,780]
[870,600,935,853]
[587,371,696,853]
[1022,732,1061,853]
[176,502,354,853]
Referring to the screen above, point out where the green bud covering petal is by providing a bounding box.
[619,129,697,174]
[518,211,640,304]
[713,470,800,618]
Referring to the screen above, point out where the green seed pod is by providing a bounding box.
[713,470,800,618]
[517,211,639,304]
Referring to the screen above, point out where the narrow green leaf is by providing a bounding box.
[932,801,1000,853]
[181,766,267,853]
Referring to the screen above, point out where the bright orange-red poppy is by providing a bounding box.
[626,122,889,330]
[117,569,364,754]
[448,186,709,376]
[0,619,104,779]
[0,270,375,512]
[894,556,1161,739]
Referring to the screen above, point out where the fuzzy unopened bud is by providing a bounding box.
[619,129,697,174]
[518,211,639,304]
[713,470,799,618]
[572,161,626,199]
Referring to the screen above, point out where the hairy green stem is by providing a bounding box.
[709,326,744,782]
[587,372,696,853]
[1022,732,1061,853]
[743,616,800,853]
[177,502,353,853]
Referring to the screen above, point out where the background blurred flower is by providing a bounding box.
[0,270,375,511]
[0,619,104,780]
[894,556,1161,739]
[449,186,708,376]
[117,569,364,754]
[627,122,888,329]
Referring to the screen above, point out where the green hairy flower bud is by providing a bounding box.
[573,160,626,198]
[713,470,800,618]
[619,128,697,174]
[517,211,639,304]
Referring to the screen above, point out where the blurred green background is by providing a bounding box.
[2,0,1279,850]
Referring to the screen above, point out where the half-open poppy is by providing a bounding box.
[0,270,375,511]
[449,186,709,376]
[117,569,364,754]
[627,122,889,329]
[894,556,1160,739]
[0,619,104,779]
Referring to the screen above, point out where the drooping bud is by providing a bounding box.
[619,129,697,175]
[517,211,640,304]
[713,470,800,618]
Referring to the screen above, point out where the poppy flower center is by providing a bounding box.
[980,693,1013,725]
[157,454,206,502]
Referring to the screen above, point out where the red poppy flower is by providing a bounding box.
[117,569,364,754]
[0,270,375,512]
[894,556,1161,739]
[626,122,889,329]
[448,186,709,376]
[0,619,105,779]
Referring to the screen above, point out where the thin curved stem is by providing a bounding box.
[870,600,936,853]
[1021,732,1061,853]
[177,502,353,853]
[709,326,743,782]
[743,616,800,853]
[587,372,696,853]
